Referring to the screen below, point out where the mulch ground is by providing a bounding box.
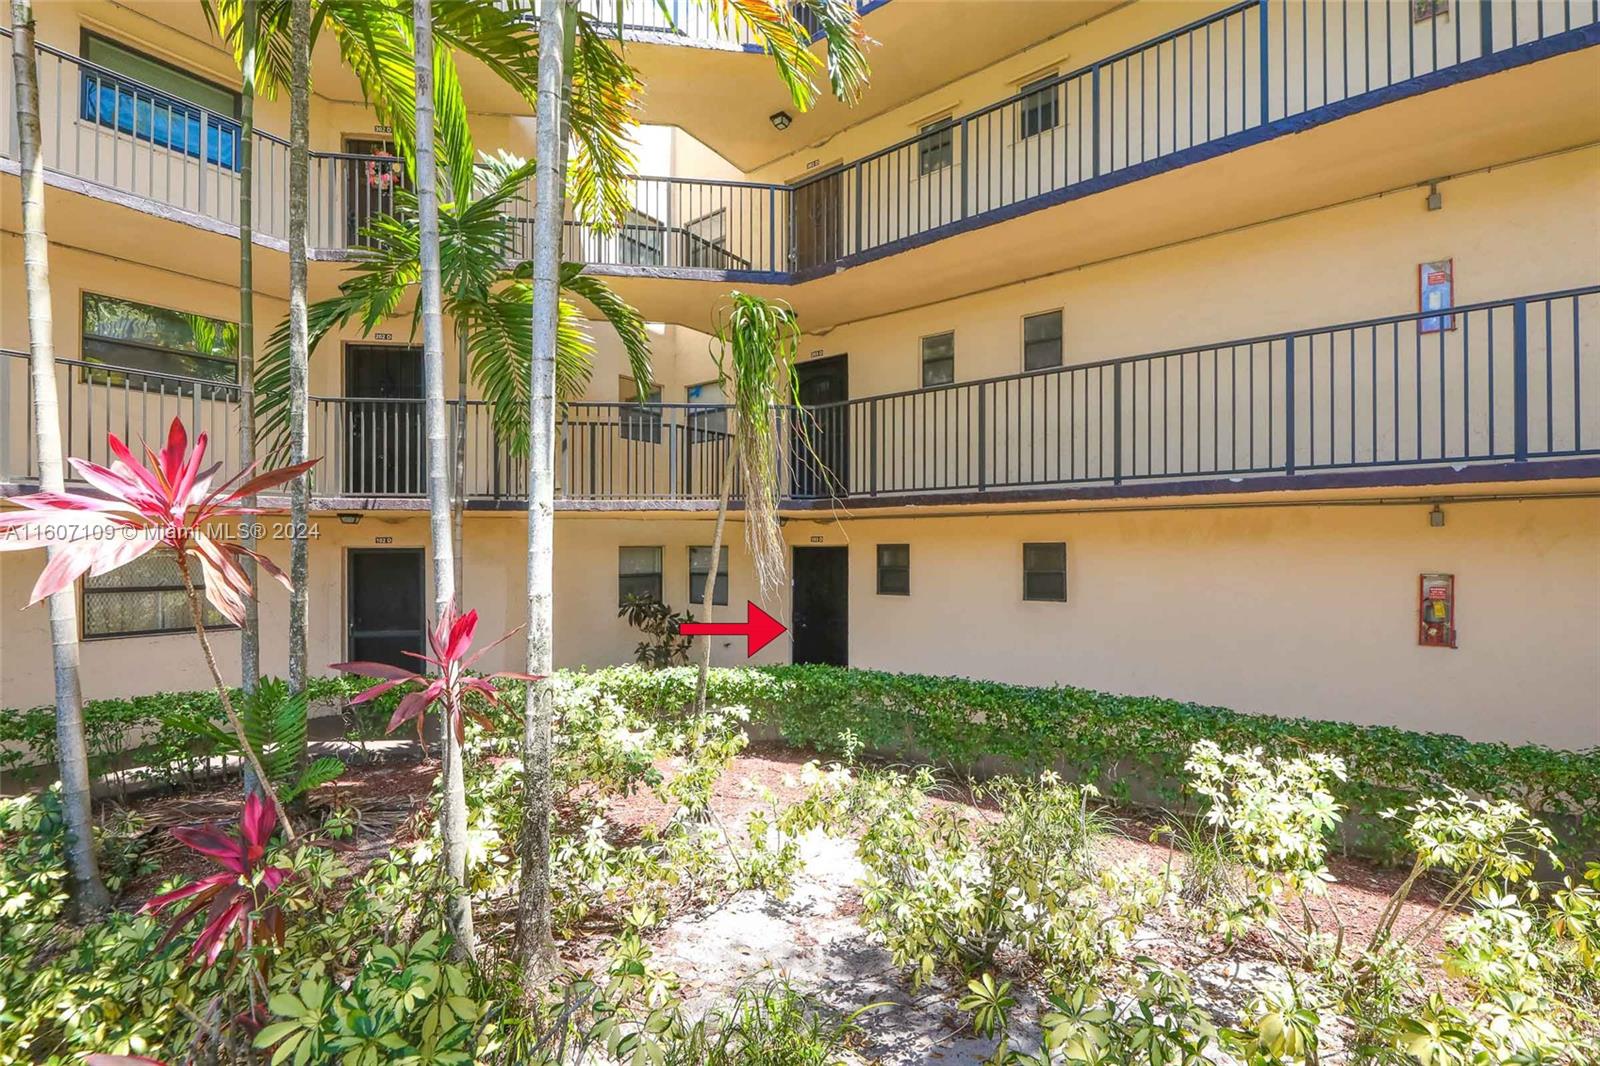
[103,742,1464,993]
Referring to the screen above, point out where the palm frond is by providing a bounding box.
[569,14,641,230]
[560,263,652,395]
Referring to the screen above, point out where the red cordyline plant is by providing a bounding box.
[333,602,538,743]
[141,792,291,970]
[0,417,316,835]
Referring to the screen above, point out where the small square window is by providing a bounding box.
[921,332,955,388]
[689,545,729,606]
[1023,311,1063,371]
[1018,75,1059,139]
[619,546,663,605]
[876,544,910,596]
[918,118,953,175]
[1022,542,1067,602]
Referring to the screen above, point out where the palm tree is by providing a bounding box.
[695,295,800,714]
[285,0,310,693]
[512,0,872,981]
[235,3,261,713]
[9,0,111,920]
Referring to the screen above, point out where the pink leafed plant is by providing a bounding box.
[0,417,317,835]
[141,792,291,970]
[332,602,540,744]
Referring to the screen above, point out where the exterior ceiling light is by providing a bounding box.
[769,110,793,131]
[338,513,363,525]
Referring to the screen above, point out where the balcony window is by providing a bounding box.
[687,379,729,437]
[1023,543,1068,602]
[918,118,954,175]
[82,550,229,639]
[619,546,664,605]
[876,544,910,596]
[81,292,238,396]
[620,377,663,444]
[79,33,241,171]
[920,332,955,388]
[689,546,730,606]
[1018,75,1060,139]
[1023,310,1064,371]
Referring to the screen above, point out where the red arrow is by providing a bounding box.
[679,601,787,657]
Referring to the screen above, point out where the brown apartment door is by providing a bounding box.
[791,546,848,665]
[344,136,403,247]
[345,344,424,496]
[792,355,848,498]
[347,548,426,669]
[791,167,844,270]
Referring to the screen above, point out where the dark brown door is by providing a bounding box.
[345,344,423,495]
[347,549,426,669]
[792,168,844,270]
[791,547,848,666]
[792,355,848,498]
[344,136,402,247]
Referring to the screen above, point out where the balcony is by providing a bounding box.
[6,286,1596,509]
[4,2,1594,304]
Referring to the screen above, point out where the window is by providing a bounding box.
[1022,542,1067,602]
[876,544,910,596]
[1411,0,1448,22]
[82,550,228,638]
[618,546,663,605]
[1023,311,1064,371]
[79,32,241,170]
[684,209,740,269]
[686,379,729,437]
[918,117,953,175]
[920,332,955,388]
[618,208,666,266]
[689,546,729,606]
[81,292,238,393]
[620,376,663,444]
[1018,75,1060,139]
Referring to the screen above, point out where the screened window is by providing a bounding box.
[620,377,663,444]
[876,544,910,596]
[918,118,953,175]
[1023,311,1064,371]
[618,546,663,605]
[82,550,228,638]
[688,546,729,606]
[1018,75,1060,139]
[1023,543,1067,602]
[920,332,955,388]
[79,33,241,170]
[82,292,238,394]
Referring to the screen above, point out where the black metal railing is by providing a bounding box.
[7,286,1596,503]
[4,0,1591,274]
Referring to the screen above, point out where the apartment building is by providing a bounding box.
[1,1,1597,750]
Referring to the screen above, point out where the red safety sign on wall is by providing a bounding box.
[1418,573,1456,648]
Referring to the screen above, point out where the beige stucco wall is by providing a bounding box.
[790,495,1600,751]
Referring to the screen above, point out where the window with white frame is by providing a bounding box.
[920,331,955,388]
[618,546,663,605]
[1023,310,1064,371]
[1022,542,1068,602]
[82,550,229,638]
[918,117,953,174]
[688,545,729,606]
[1018,75,1060,139]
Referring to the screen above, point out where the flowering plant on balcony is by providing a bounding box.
[364,149,402,191]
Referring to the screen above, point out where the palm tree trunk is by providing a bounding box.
[695,443,738,714]
[452,321,468,598]
[286,0,311,695]
[11,0,110,921]
[514,0,576,983]
[238,1,261,729]
[413,0,474,960]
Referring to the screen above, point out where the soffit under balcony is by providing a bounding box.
[629,0,1123,172]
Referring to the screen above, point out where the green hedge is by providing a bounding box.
[582,665,1600,860]
[5,665,1596,858]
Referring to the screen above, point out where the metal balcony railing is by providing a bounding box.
[6,286,1597,503]
[3,1,1592,274]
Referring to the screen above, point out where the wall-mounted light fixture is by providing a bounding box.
[338,513,363,526]
[1425,181,1442,211]
[769,110,793,131]
[1429,504,1446,528]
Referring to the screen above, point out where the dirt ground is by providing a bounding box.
[108,744,1466,1064]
